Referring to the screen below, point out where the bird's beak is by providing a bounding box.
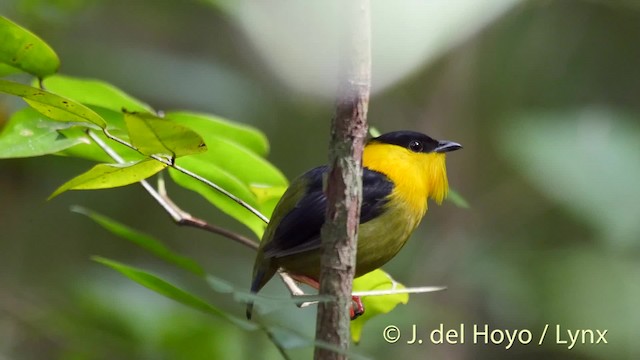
[434,140,462,153]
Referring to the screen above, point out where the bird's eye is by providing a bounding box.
[408,140,423,152]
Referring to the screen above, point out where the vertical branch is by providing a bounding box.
[314,0,371,359]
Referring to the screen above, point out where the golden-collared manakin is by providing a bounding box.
[246,130,461,319]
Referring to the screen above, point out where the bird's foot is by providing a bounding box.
[350,296,365,320]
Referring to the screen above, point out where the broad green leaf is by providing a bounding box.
[40,75,152,113]
[55,107,142,162]
[56,128,142,163]
[178,135,287,189]
[56,130,137,162]
[73,206,204,276]
[250,184,287,219]
[0,79,106,128]
[124,111,207,158]
[351,270,409,343]
[159,112,286,233]
[95,106,130,136]
[0,63,21,77]
[447,189,470,208]
[0,16,60,78]
[92,256,257,330]
[169,161,267,237]
[0,107,87,158]
[165,111,269,156]
[0,104,139,162]
[49,159,166,199]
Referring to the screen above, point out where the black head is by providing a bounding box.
[370,130,462,154]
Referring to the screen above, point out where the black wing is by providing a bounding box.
[262,166,393,258]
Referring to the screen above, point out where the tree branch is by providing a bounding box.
[314,1,371,358]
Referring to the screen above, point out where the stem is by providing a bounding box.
[101,129,269,223]
[314,1,371,358]
[155,174,259,250]
[171,163,269,223]
[86,129,307,298]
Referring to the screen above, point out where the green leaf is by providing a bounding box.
[55,130,140,162]
[55,107,143,163]
[165,111,269,156]
[39,75,152,113]
[73,206,204,276]
[0,104,140,162]
[161,112,286,234]
[168,162,267,237]
[178,135,287,190]
[92,256,257,330]
[249,184,287,219]
[0,63,21,77]
[447,189,470,208]
[0,107,87,158]
[351,270,409,343]
[0,16,60,78]
[53,107,142,163]
[49,159,167,199]
[0,79,106,128]
[170,140,285,236]
[124,111,207,159]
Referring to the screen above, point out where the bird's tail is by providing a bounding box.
[246,269,266,320]
[245,304,254,320]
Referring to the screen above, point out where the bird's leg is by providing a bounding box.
[289,274,365,319]
[350,296,364,320]
[290,274,320,288]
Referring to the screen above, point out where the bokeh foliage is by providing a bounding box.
[0,9,418,358]
[1,0,639,359]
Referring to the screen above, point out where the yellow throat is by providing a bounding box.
[362,141,450,216]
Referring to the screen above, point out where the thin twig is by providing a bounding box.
[352,286,447,297]
[291,286,448,307]
[155,174,258,250]
[277,269,316,308]
[86,129,307,298]
[86,130,183,219]
[101,129,269,223]
[88,129,258,249]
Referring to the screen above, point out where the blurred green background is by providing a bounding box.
[1,0,639,359]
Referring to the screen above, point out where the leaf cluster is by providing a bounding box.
[0,14,423,351]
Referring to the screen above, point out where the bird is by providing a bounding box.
[246,130,461,320]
